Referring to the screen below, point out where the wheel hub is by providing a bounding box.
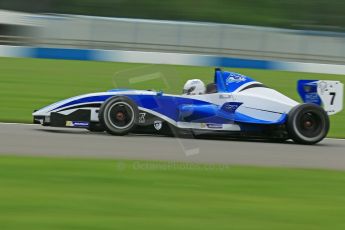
[303,120,313,128]
[107,102,135,130]
[298,111,322,138]
[116,112,125,121]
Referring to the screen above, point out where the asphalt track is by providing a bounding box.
[0,123,345,170]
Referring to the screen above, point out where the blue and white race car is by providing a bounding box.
[33,68,343,144]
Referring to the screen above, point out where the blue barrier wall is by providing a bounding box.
[1,45,345,75]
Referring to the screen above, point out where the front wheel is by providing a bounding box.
[287,103,329,144]
[99,96,138,135]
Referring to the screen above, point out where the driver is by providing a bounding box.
[182,79,206,95]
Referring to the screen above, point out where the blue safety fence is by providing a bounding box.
[1,45,344,75]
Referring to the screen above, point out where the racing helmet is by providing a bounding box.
[182,79,206,95]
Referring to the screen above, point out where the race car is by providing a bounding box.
[33,68,343,144]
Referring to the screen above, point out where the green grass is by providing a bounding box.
[0,57,344,137]
[0,156,344,230]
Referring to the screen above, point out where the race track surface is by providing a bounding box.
[0,123,345,170]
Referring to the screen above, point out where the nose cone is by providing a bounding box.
[32,107,50,116]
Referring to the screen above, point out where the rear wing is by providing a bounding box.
[298,80,343,115]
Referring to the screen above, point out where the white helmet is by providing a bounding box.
[183,79,206,95]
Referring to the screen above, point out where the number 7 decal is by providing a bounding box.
[316,81,343,115]
[329,92,336,105]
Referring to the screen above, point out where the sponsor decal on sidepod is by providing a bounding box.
[66,121,89,127]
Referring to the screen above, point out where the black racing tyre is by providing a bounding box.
[99,96,139,135]
[287,103,329,144]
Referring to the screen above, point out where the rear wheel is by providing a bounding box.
[99,96,138,135]
[287,103,329,144]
